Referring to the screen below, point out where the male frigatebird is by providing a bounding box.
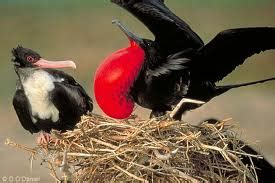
[12,46,93,144]
[94,0,275,120]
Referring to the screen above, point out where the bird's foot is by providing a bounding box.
[36,132,51,145]
[36,132,60,146]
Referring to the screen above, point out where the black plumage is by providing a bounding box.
[241,144,275,183]
[12,46,93,134]
[111,0,275,119]
[201,119,275,182]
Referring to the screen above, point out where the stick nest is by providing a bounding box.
[6,114,260,182]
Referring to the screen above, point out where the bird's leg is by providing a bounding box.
[36,131,51,145]
[170,98,205,120]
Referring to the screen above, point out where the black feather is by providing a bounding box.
[193,27,275,82]
[111,0,275,120]
[13,89,40,134]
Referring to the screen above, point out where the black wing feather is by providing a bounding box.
[45,82,92,132]
[194,27,275,82]
[45,69,93,111]
[147,56,189,77]
[44,69,92,131]
[111,0,204,54]
[13,90,40,134]
[50,70,93,117]
[50,82,92,117]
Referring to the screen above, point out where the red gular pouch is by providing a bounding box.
[94,41,145,119]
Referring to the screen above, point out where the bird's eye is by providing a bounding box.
[26,56,35,62]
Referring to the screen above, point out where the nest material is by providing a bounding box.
[6,113,261,183]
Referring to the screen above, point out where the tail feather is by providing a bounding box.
[215,77,275,96]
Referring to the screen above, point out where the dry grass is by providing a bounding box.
[5,112,262,183]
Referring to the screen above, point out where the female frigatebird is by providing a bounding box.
[12,46,93,144]
[94,0,275,120]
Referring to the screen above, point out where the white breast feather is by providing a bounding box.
[22,70,60,123]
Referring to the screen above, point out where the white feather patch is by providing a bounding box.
[22,70,60,123]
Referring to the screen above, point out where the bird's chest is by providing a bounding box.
[133,72,191,108]
[22,70,59,122]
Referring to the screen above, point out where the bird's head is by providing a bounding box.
[12,46,76,69]
[94,20,151,119]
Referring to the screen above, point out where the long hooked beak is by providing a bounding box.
[112,19,144,46]
[34,58,77,69]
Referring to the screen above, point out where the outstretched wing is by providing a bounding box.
[13,89,40,134]
[111,0,204,54]
[193,27,275,82]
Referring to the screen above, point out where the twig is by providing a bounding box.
[90,137,118,149]
[5,114,258,182]
[113,164,149,183]
[48,161,60,182]
[5,139,36,154]
[67,152,97,157]
[60,150,72,181]
[155,160,200,183]
[200,143,245,174]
